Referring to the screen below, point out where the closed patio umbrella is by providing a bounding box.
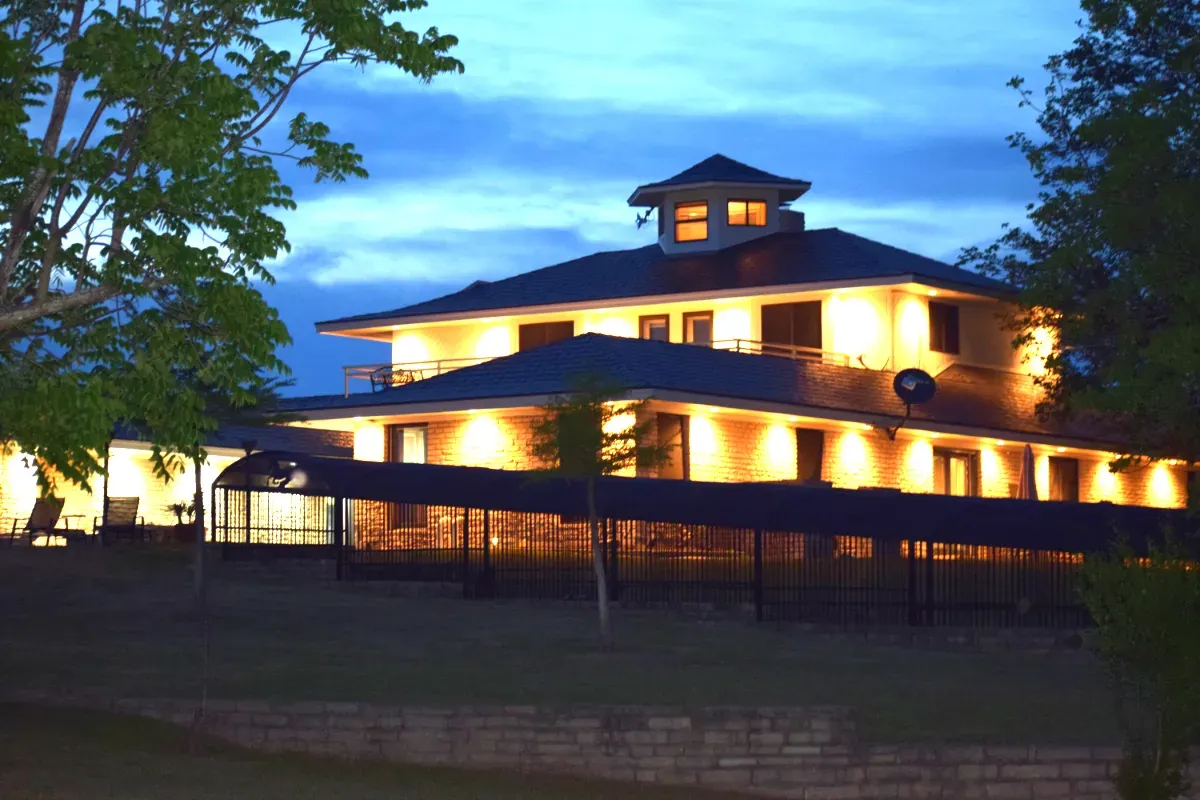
[1017,443,1038,500]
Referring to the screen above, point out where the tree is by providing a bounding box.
[0,0,462,490]
[530,375,670,650]
[1079,535,1200,800]
[959,0,1200,474]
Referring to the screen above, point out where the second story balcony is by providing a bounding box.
[341,339,852,396]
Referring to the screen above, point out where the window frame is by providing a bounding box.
[638,314,671,343]
[1048,456,1080,502]
[932,446,980,497]
[682,311,714,346]
[727,198,768,227]
[385,423,428,464]
[673,201,709,243]
[928,301,961,355]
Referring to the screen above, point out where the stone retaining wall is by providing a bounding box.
[14,691,1192,799]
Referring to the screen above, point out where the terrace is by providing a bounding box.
[341,338,852,396]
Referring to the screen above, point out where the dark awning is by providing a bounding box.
[214,451,1187,554]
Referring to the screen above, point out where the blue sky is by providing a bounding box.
[268,0,1083,396]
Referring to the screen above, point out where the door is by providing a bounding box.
[760,301,822,356]
[387,425,428,529]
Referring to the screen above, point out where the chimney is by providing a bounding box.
[779,209,806,232]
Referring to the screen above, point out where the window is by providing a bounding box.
[796,429,825,483]
[674,201,708,242]
[761,301,822,353]
[683,311,713,346]
[933,448,979,497]
[727,200,767,227]
[518,320,574,351]
[929,301,960,355]
[639,314,670,342]
[654,413,690,480]
[1048,457,1080,502]
[386,425,428,527]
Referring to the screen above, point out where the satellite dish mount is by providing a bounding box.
[884,368,937,440]
[635,208,655,230]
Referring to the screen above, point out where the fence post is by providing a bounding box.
[608,519,620,603]
[482,509,492,597]
[462,508,471,599]
[907,540,919,627]
[334,497,345,582]
[924,537,935,626]
[753,528,764,623]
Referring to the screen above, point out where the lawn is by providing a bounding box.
[0,703,731,800]
[0,548,1116,744]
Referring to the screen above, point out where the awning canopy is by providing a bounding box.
[214,451,1186,554]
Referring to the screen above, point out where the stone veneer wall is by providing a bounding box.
[18,692,1198,800]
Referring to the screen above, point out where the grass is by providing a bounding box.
[0,703,732,800]
[0,547,1117,744]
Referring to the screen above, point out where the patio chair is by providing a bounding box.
[369,365,417,392]
[4,497,85,547]
[93,496,148,545]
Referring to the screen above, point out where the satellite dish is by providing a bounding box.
[893,368,936,405]
[882,368,937,440]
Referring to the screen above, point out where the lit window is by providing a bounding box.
[683,311,713,346]
[674,202,708,242]
[728,200,767,227]
[933,448,979,496]
[639,315,670,342]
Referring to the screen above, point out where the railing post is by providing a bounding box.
[334,497,345,582]
[753,528,764,623]
[607,519,620,603]
[462,508,471,599]
[924,537,935,626]
[907,540,919,626]
[482,509,492,597]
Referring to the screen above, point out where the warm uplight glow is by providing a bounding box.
[601,408,636,436]
[901,438,933,493]
[688,416,718,476]
[832,431,870,489]
[461,415,505,467]
[1035,455,1050,501]
[895,295,928,370]
[392,332,432,365]
[764,424,794,476]
[713,306,751,342]
[589,316,636,339]
[1024,326,1055,377]
[1094,462,1118,502]
[1149,462,1179,508]
[474,325,512,359]
[353,425,385,462]
[828,294,880,364]
[107,449,150,499]
[0,451,39,521]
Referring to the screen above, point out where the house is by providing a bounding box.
[279,154,1185,510]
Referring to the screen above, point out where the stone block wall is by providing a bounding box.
[20,692,1200,799]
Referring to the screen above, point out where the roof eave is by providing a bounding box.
[627,180,813,207]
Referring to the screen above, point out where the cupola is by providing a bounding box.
[628,154,811,255]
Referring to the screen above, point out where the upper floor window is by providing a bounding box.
[683,311,713,346]
[518,320,574,351]
[929,301,960,355]
[639,314,670,342]
[674,202,708,242]
[1048,457,1080,502]
[727,200,767,227]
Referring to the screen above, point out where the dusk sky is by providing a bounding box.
[269,0,1083,397]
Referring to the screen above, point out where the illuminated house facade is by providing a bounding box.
[288,155,1186,510]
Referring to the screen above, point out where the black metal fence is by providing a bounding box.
[212,491,1090,628]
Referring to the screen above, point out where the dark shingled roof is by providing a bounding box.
[283,333,1099,446]
[627,154,812,205]
[319,228,1012,328]
[112,421,352,458]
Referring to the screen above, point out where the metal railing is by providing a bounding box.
[710,339,852,366]
[342,339,852,395]
[343,357,493,396]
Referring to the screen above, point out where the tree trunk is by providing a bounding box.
[193,456,206,606]
[586,477,614,650]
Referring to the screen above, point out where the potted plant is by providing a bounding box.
[167,501,196,543]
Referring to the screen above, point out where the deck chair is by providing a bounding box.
[5,497,84,546]
[93,496,148,545]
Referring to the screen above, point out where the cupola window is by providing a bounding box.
[674,201,708,242]
[727,200,767,227]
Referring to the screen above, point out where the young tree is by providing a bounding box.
[960,0,1200,474]
[1079,536,1200,800]
[0,0,462,489]
[530,375,669,650]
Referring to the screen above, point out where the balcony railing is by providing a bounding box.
[710,339,852,366]
[342,339,852,396]
[343,357,492,396]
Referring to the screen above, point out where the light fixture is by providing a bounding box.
[1056,446,1067,453]
[928,289,939,297]
[995,440,1006,446]
[352,416,363,422]
[708,406,720,413]
[787,415,799,422]
[930,433,941,440]
[490,536,499,547]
